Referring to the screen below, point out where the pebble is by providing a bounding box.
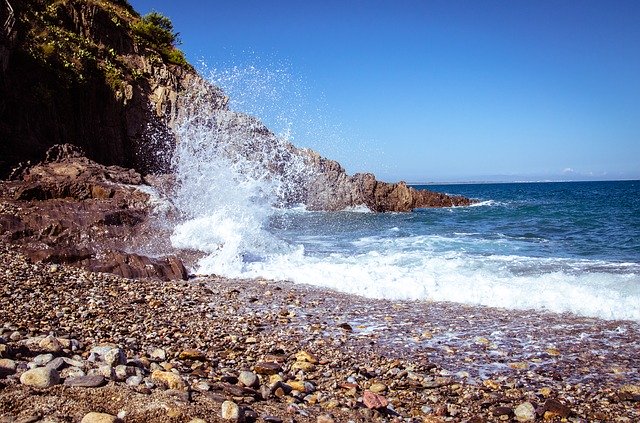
[221,400,241,421]
[0,358,16,376]
[514,402,536,422]
[80,412,119,423]
[64,375,106,388]
[149,348,166,361]
[316,415,336,423]
[20,367,60,388]
[362,390,388,409]
[39,335,63,353]
[104,348,126,367]
[32,353,54,366]
[46,357,66,370]
[369,382,387,393]
[254,362,282,375]
[151,370,186,390]
[295,350,319,364]
[125,375,143,386]
[238,370,258,387]
[178,349,206,361]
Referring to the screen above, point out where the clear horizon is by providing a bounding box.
[130,0,640,183]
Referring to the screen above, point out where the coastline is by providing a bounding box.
[1,242,639,422]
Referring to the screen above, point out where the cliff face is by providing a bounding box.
[0,0,227,178]
[0,0,471,213]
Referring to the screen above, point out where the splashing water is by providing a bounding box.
[167,63,640,321]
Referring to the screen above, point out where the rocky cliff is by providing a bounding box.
[0,0,473,279]
[0,0,227,177]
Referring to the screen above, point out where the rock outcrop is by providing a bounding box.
[0,144,187,280]
[1,0,472,214]
[0,0,227,178]
[300,150,473,211]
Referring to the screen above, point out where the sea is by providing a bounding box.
[166,69,640,323]
[170,176,640,322]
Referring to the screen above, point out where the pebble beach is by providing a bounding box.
[1,242,639,422]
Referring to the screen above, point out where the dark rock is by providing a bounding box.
[254,362,282,375]
[541,398,572,418]
[0,147,188,281]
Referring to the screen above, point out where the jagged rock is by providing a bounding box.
[0,146,188,281]
[0,0,228,178]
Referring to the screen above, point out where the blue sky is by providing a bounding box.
[129,0,640,182]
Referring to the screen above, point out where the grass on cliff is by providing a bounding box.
[18,0,191,94]
[131,11,189,67]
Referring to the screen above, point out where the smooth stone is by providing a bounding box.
[514,402,536,422]
[178,349,206,361]
[149,348,166,361]
[295,350,319,364]
[20,367,60,388]
[39,335,63,353]
[369,382,387,393]
[114,365,135,381]
[238,370,258,388]
[221,400,242,421]
[291,361,315,372]
[64,375,105,388]
[0,344,10,358]
[63,357,85,368]
[90,345,116,357]
[80,412,119,423]
[104,348,126,367]
[32,353,54,366]
[254,362,281,375]
[151,370,186,390]
[126,375,143,386]
[46,357,66,370]
[316,415,336,423]
[61,367,86,379]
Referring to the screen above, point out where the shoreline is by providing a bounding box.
[1,242,639,422]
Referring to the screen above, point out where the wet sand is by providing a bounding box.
[1,242,639,422]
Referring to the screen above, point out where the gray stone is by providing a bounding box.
[64,375,106,388]
[238,370,258,388]
[20,367,60,388]
[33,353,54,366]
[45,357,66,370]
[61,366,86,379]
[125,375,143,386]
[63,357,85,368]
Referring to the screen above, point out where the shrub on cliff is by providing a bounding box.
[132,11,189,67]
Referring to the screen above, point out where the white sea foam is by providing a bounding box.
[168,65,640,323]
[211,247,640,322]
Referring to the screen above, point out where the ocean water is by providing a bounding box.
[172,176,640,321]
[168,69,640,322]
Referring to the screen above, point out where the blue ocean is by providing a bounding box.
[172,176,640,322]
[167,69,640,322]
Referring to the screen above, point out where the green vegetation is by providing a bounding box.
[132,11,190,67]
[18,0,191,97]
